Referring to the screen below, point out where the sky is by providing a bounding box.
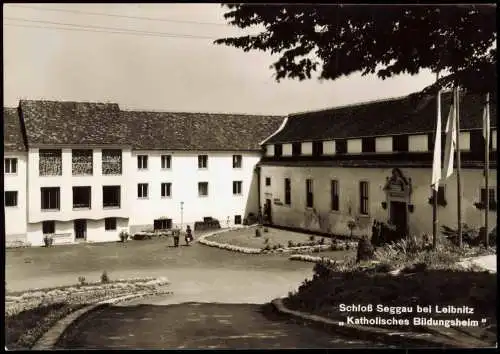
[3,3,438,115]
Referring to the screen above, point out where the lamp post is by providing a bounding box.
[180,201,184,230]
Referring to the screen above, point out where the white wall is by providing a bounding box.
[301,142,312,156]
[323,141,335,155]
[265,144,275,157]
[375,137,393,153]
[260,165,497,238]
[459,132,470,151]
[4,152,28,240]
[27,147,132,224]
[409,135,428,152]
[347,139,362,154]
[128,150,261,230]
[26,218,129,246]
[282,143,292,156]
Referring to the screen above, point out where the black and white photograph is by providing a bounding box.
[3,3,497,350]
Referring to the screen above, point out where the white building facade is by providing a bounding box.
[3,101,283,246]
[259,92,497,239]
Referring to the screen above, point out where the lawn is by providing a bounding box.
[207,227,335,250]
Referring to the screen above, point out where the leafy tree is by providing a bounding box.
[215,4,496,96]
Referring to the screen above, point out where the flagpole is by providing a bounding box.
[455,86,463,248]
[484,92,490,247]
[432,72,440,249]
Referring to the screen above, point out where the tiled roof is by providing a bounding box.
[265,91,498,144]
[3,107,26,152]
[120,110,284,150]
[8,100,284,151]
[19,100,129,146]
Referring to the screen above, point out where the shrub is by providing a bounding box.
[277,243,283,249]
[441,224,482,247]
[288,240,295,248]
[119,231,129,242]
[100,271,110,284]
[356,236,375,263]
[262,244,271,251]
[309,235,315,241]
[264,237,270,244]
[255,228,261,237]
[77,276,86,286]
[272,245,278,250]
[319,238,325,245]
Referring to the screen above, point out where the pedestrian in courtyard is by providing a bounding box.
[173,229,180,247]
[185,225,193,246]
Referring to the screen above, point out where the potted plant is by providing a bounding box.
[43,234,54,247]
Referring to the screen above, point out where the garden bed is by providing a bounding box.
[5,276,171,350]
[282,240,497,343]
[204,226,357,253]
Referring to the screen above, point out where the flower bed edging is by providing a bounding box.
[289,254,342,265]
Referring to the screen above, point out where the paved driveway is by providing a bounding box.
[55,303,386,349]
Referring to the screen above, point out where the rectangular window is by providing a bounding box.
[39,149,62,176]
[275,144,283,157]
[103,186,121,208]
[232,155,242,168]
[362,138,376,153]
[335,139,347,154]
[72,186,91,209]
[105,217,117,231]
[312,141,323,156]
[359,181,369,215]
[265,177,271,186]
[72,149,93,175]
[481,188,496,205]
[284,178,291,205]
[306,179,314,208]
[437,186,446,204]
[393,135,409,152]
[102,149,122,175]
[234,215,242,225]
[161,182,172,198]
[198,182,209,197]
[292,142,302,156]
[41,187,60,210]
[137,155,148,170]
[233,181,242,195]
[331,180,339,211]
[5,191,18,207]
[42,220,55,234]
[138,183,149,198]
[161,155,172,169]
[198,155,208,169]
[154,219,171,230]
[4,158,17,174]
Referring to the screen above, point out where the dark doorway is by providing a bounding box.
[390,201,407,235]
[265,199,272,224]
[74,219,87,240]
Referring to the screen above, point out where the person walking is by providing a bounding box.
[173,229,180,247]
[185,225,193,246]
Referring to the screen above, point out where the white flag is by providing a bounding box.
[483,93,490,141]
[431,90,442,191]
[442,97,456,179]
